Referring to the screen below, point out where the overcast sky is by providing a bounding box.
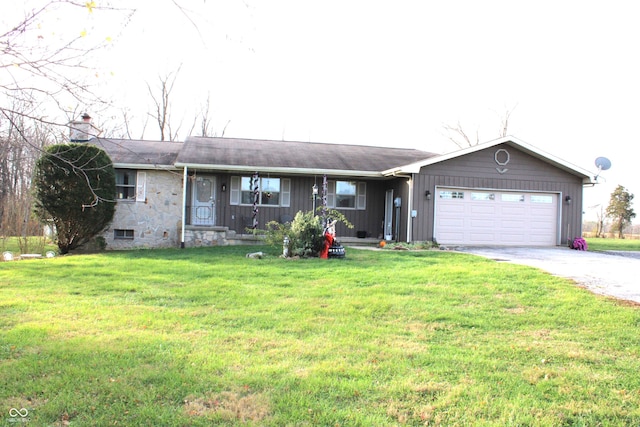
[12,1,640,221]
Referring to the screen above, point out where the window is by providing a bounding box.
[240,177,280,205]
[231,176,290,207]
[336,181,357,208]
[440,191,464,199]
[326,181,366,210]
[471,192,495,201]
[502,193,525,202]
[531,195,553,204]
[115,170,145,201]
[115,170,136,200]
[114,229,134,240]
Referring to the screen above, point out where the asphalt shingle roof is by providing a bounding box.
[176,136,437,174]
[90,138,182,167]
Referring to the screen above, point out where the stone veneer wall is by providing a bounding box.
[103,170,183,249]
[183,227,229,247]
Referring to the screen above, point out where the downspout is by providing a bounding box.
[406,175,414,243]
[181,166,188,248]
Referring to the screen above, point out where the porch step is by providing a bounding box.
[339,237,381,247]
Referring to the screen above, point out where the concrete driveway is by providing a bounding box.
[457,246,640,304]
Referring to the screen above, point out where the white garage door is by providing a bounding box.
[434,188,558,246]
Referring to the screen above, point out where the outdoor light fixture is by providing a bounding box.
[221,183,227,192]
[565,195,572,204]
[425,190,432,200]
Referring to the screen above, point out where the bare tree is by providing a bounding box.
[0,101,55,247]
[499,106,516,138]
[198,93,214,137]
[0,2,134,243]
[1,2,134,137]
[147,66,182,141]
[121,109,150,140]
[442,121,480,149]
[594,204,607,238]
[442,106,517,149]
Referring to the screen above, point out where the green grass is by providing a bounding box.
[2,246,640,426]
[586,237,640,252]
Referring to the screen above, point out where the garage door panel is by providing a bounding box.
[435,188,558,246]
[470,218,494,228]
[470,204,496,215]
[438,203,465,214]
[438,217,465,227]
[501,206,527,216]
[531,207,555,217]
[501,219,526,229]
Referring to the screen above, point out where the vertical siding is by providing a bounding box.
[213,173,401,238]
[411,144,585,245]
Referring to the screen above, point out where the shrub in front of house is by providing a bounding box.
[261,211,323,258]
[261,209,353,258]
[33,143,116,254]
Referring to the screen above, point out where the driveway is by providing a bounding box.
[457,246,640,304]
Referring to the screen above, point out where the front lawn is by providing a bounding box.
[1,246,639,426]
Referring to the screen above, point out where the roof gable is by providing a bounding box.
[384,136,594,183]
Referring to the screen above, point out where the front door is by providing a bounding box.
[192,175,216,226]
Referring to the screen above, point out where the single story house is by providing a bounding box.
[86,133,593,249]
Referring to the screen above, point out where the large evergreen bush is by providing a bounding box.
[33,143,116,254]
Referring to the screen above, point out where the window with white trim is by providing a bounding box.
[115,170,136,200]
[230,176,291,207]
[327,180,366,210]
[115,170,146,202]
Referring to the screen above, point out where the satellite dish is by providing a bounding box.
[595,157,611,171]
[593,156,611,182]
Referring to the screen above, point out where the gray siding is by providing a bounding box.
[411,144,585,245]
[196,173,403,239]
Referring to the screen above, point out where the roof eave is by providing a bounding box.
[174,163,384,178]
[382,164,423,175]
[113,163,178,171]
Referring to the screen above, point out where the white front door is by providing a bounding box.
[384,189,394,240]
[192,176,216,226]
